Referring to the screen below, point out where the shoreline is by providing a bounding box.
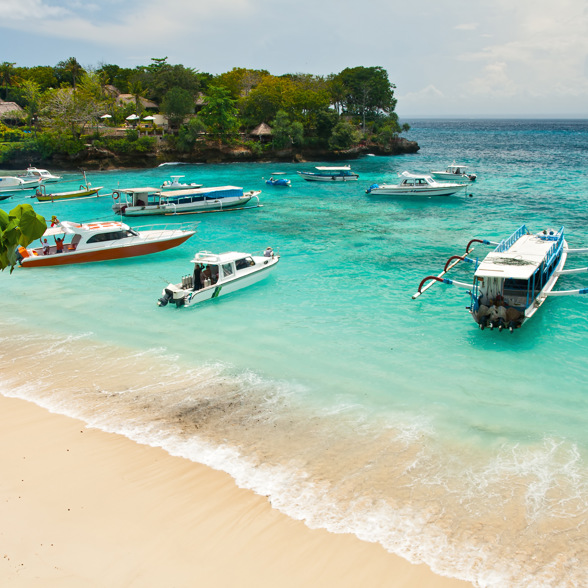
[0,394,471,587]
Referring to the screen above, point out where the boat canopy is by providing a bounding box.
[315,166,351,171]
[161,185,243,198]
[475,233,560,280]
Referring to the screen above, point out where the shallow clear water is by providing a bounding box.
[2,119,588,586]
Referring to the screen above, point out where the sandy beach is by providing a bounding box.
[0,394,471,588]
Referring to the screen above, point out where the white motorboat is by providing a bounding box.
[430,162,476,182]
[413,225,588,331]
[19,166,62,183]
[297,166,359,182]
[111,186,261,217]
[158,248,279,308]
[160,175,203,190]
[17,218,196,267]
[366,171,467,197]
[0,175,41,192]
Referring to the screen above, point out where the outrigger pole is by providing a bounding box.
[411,238,498,300]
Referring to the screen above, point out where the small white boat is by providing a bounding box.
[430,162,476,182]
[111,186,260,217]
[413,225,588,331]
[158,248,279,308]
[17,218,196,268]
[297,166,359,182]
[19,166,62,183]
[0,176,41,192]
[366,171,467,197]
[160,175,203,191]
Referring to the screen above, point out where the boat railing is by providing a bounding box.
[494,225,528,253]
[131,222,198,235]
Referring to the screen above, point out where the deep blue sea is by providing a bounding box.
[2,119,588,587]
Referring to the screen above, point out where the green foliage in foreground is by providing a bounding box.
[0,204,46,272]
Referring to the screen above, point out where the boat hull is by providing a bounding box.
[20,232,194,267]
[368,185,466,197]
[298,173,359,182]
[36,187,102,201]
[115,195,253,216]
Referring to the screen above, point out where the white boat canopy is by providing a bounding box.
[475,234,556,280]
[315,166,351,171]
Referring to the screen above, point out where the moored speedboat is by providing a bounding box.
[0,176,41,192]
[297,166,359,182]
[413,225,588,331]
[366,171,467,197]
[19,166,62,183]
[158,248,279,308]
[430,162,477,182]
[160,175,203,190]
[17,218,196,267]
[111,185,260,216]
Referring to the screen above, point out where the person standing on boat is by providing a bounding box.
[42,239,50,255]
[193,264,203,291]
[55,236,64,254]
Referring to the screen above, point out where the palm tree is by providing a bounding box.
[0,62,16,99]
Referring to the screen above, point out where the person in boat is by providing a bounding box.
[54,236,64,254]
[193,264,203,291]
[42,239,50,255]
[264,247,273,258]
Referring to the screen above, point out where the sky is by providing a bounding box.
[1,0,587,118]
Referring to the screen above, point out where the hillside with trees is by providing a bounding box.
[0,58,418,169]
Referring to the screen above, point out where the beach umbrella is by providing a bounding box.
[126,114,140,121]
[143,115,155,121]
[100,114,112,119]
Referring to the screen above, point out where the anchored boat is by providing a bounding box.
[430,162,477,182]
[266,173,291,187]
[19,166,62,183]
[413,225,588,331]
[297,166,359,182]
[17,218,196,267]
[160,175,203,190]
[366,171,467,197]
[158,248,279,308]
[111,185,260,216]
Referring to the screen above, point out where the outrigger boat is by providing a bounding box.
[413,225,588,332]
[297,166,359,182]
[17,217,196,267]
[158,248,279,308]
[34,175,103,201]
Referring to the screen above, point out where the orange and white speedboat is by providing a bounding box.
[18,219,196,267]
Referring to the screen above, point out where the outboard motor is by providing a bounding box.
[157,290,172,307]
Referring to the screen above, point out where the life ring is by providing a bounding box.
[112,193,120,200]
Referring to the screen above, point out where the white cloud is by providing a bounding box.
[454,23,478,31]
[0,0,69,19]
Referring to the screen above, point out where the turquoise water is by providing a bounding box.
[2,119,588,586]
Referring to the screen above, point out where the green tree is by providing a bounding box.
[0,204,46,272]
[176,116,206,151]
[328,120,361,151]
[0,62,17,100]
[18,66,58,92]
[199,85,239,141]
[19,79,42,132]
[54,57,85,91]
[215,67,269,100]
[335,66,396,132]
[161,87,194,130]
[271,110,304,149]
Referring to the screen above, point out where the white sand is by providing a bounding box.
[0,394,471,587]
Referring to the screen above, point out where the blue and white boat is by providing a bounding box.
[111,185,261,216]
[414,225,588,331]
[366,171,466,197]
[297,166,359,182]
[266,173,291,187]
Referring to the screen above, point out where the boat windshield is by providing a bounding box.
[87,230,136,243]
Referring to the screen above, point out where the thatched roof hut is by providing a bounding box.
[250,122,273,142]
[116,94,159,110]
[0,99,24,121]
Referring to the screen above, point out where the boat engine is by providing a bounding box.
[157,289,172,307]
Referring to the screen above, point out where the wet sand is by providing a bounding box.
[0,394,471,587]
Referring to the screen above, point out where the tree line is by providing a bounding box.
[0,58,410,160]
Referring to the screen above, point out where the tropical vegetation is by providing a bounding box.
[0,58,414,166]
